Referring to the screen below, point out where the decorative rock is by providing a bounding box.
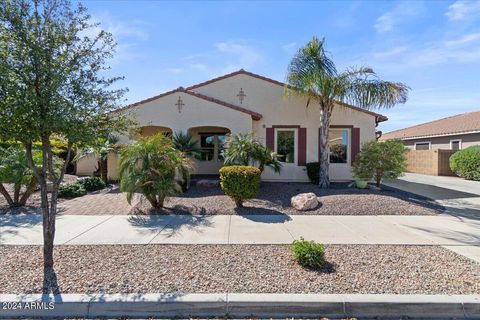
[196,179,219,188]
[291,192,319,211]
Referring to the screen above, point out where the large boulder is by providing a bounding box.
[291,192,319,211]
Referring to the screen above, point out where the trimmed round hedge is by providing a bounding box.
[219,165,261,207]
[450,145,480,181]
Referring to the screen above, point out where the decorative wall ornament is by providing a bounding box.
[237,88,246,104]
[175,96,184,113]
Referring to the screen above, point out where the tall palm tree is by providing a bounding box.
[286,37,409,188]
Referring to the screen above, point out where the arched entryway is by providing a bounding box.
[137,125,173,139]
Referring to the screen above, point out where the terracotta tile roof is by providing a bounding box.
[381,110,480,140]
[111,87,263,120]
[186,69,388,123]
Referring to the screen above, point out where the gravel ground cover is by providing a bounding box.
[1,244,477,294]
[158,182,443,216]
[1,181,443,216]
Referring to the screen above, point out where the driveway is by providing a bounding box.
[384,173,480,220]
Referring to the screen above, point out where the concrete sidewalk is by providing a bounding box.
[1,213,479,262]
[384,173,480,219]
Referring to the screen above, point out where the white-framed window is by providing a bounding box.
[275,128,297,164]
[329,128,350,164]
[450,139,462,151]
[414,141,431,150]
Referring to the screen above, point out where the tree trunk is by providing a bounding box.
[99,158,108,182]
[318,105,332,189]
[0,183,14,207]
[157,194,165,208]
[19,178,38,206]
[234,198,243,208]
[13,184,21,204]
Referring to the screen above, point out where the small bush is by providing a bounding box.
[352,139,407,187]
[219,165,261,207]
[291,237,325,269]
[59,182,87,198]
[450,146,480,181]
[79,176,106,191]
[306,162,319,184]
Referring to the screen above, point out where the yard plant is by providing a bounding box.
[450,145,480,181]
[172,131,201,191]
[291,237,325,269]
[79,176,106,192]
[0,0,129,279]
[0,145,57,207]
[224,131,282,174]
[352,139,408,187]
[58,182,87,198]
[219,165,261,207]
[119,134,193,208]
[286,36,409,188]
[76,136,121,182]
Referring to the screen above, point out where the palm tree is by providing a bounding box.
[119,134,193,208]
[76,135,120,182]
[286,37,409,188]
[224,131,282,174]
[172,131,201,191]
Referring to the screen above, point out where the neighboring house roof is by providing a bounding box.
[112,86,263,120]
[113,69,387,122]
[381,110,480,140]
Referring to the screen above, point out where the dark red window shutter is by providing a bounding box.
[266,127,274,151]
[351,127,360,164]
[298,127,307,166]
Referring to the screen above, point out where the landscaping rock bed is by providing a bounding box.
[158,182,443,215]
[1,182,443,216]
[0,244,477,294]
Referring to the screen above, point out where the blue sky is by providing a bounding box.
[80,0,480,133]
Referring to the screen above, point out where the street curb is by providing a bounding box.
[1,293,479,319]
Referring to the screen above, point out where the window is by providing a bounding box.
[199,133,226,162]
[414,142,431,150]
[450,139,461,151]
[200,135,215,161]
[276,130,295,163]
[329,128,349,164]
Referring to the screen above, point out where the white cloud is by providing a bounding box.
[190,63,208,71]
[282,42,297,54]
[445,0,480,21]
[166,68,184,74]
[374,2,424,33]
[214,40,262,70]
[370,32,480,68]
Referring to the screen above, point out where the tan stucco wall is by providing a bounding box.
[191,74,377,181]
[104,73,379,182]
[75,154,97,176]
[403,133,480,150]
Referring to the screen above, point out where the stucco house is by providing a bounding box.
[381,110,480,151]
[76,69,387,182]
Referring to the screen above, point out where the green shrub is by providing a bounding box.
[219,165,261,207]
[352,139,407,187]
[450,146,480,181]
[291,237,325,269]
[59,182,86,198]
[79,176,106,192]
[306,162,319,184]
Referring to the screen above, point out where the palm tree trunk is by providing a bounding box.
[99,158,108,182]
[318,105,332,189]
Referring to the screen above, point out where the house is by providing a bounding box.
[381,110,480,151]
[76,69,387,182]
